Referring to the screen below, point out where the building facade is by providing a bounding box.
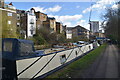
[56,22,63,34]
[90,21,99,33]
[35,11,47,30]
[66,27,73,39]
[16,8,36,38]
[43,17,56,32]
[72,25,88,39]
[16,10,27,38]
[0,1,17,38]
[27,8,36,38]
[0,0,4,8]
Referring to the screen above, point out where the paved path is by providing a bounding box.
[78,44,119,78]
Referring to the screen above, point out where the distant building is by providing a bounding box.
[62,25,67,36]
[0,1,17,38]
[99,30,105,38]
[16,9,22,38]
[66,27,73,39]
[43,17,56,32]
[0,0,4,8]
[35,11,47,30]
[27,8,36,38]
[99,30,102,33]
[16,8,36,38]
[56,22,63,34]
[86,30,90,39]
[90,21,99,33]
[72,25,88,39]
[16,9,27,38]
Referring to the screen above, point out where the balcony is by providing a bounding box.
[30,22,34,24]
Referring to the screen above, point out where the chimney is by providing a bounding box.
[9,2,13,6]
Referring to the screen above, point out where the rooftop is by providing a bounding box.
[9,2,13,6]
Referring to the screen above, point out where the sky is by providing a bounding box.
[5,0,119,30]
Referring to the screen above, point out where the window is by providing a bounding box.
[8,21,11,24]
[17,23,20,27]
[75,51,78,56]
[4,41,13,52]
[8,12,12,16]
[60,54,66,64]
[31,30,33,35]
[19,42,34,56]
[17,14,20,20]
[30,19,34,24]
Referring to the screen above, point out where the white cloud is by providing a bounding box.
[48,14,90,29]
[77,20,90,30]
[48,14,83,22]
[112,4,118,9]
[82,0,117,13]
[47,5,62,12]
[49,14,86,27]
[30,5,62,13]
[77,20,86,24]
[76,6,80,8]
[82,7,91,13]
[64,22,73,27]
[59,15,83,22]
[32,6,46,13]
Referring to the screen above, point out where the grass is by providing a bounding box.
[45,43,107,79]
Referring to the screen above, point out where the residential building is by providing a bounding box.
[99,30,105,38]
[16,8,36,38]
[62,25,67,33]
[43,17,56,32]
[90,21,99,33]
[66,27,73,39]
[0,0,4,8]
[72,25,88,39]
[27,8,36,38]
[99,33,105,38]
[56,22,63,34]
[16,9,27,38]
[0,1,17,38]
[35,11,47,30]
[86,30,90,39]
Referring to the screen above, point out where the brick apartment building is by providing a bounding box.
[35,11,47,30]
[56,22,63,34]
[0,1,17,38]
[43,17,56,32]
[72,25,89,40]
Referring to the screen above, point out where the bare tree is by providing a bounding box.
[101,2,120,44]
